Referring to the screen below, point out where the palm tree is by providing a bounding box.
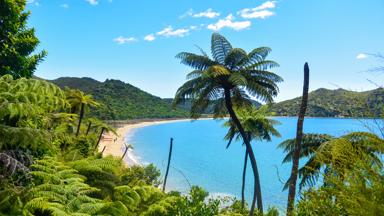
[279,132,384,191]
[66,89,99,137]
[287,62,309,215]
[173,33,282,214]
[224,106,280,210]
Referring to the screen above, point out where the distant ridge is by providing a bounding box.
[50,77,188,120]
[270,88,384,117]
[50,77,384,119]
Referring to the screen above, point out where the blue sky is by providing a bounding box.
[27,0,384,101]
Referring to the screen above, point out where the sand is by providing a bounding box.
[98,119,195,166]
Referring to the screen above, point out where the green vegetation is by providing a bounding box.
[271,88,384,117]
[279,132,384,215]
[0,0,46,78]
[173,33,282,215]
[224,106,280,210]
[1,1,384,215]
[51,77,188,120]
[1,74,279,216]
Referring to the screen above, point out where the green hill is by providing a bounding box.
[51,77,384,119]
[51,77,188,120]
[271,88,384,117]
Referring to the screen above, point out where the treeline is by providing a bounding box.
[51,77,189,120]
[270,88,384,117]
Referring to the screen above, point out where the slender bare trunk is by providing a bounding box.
[101,146,106,155]
[95,128,105,150]
[163,138,173,192]
[241,148,249,210]
[287,62,310,215]
[224,88,263,215]
[86,122,92,135]
[121,144,129,159]
[76,103,84,137]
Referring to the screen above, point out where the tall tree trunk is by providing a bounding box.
[86,122,92,135]
[163,138,173,192]
[95,128,105,150]
[76,103,85,137]
[224,88,263,215]
[241,148,248,210]
[121,144,129,159]
[286,62,310,215]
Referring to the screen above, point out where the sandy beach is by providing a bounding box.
[98,118,197,166]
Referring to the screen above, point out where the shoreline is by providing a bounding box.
[98,118,211,166]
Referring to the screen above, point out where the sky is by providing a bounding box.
[26,0,384,102]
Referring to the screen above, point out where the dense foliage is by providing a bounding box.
[271,88,384,117]
[51,77,188,120]
[0,0,46,78]
[1,75,281,216]
[2,2,384,214]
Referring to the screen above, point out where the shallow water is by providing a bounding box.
[127,117,375,210]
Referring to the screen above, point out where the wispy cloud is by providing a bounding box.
[144,34,156,41]
[181,8,220,19]
[238,1,276,19]
[207,14,251,31]
[157,26,189,37]
[113,36,137,44]
[60,4,69,9]
[85,0,98,5]
[356,53,368,59]
[27,0,39,6]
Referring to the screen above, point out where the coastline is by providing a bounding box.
[98,118,210,166]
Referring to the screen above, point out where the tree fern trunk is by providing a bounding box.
[241,148,248,210]
[95,128,105,150]
[163,138,173,192]
[224,88,263,215]
[287,62,310,215]
[76,103,85,137]
[86,122,92,135]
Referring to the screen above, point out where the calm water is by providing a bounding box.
[126,118,373,210]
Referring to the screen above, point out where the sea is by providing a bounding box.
[126,117,378,210]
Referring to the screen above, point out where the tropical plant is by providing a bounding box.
[66,88,100,136]
[174,33,282,214]
[224,106,280,210]
[296,142,384,216]
[0,0,47,78]
[286,62,309,215]
[279,132,384,190]
[0,75,67,178]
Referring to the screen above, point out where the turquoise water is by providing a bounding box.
[126,118,373,209]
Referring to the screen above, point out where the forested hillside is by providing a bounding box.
[51,77,188,120]
[271,88,384,117]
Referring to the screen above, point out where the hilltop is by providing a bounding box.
[51,77,384,119]
[271,88,384,117]
[51,77,188,120]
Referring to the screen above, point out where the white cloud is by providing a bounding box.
[144,34,156,41]
[85,0,98,5]
[238,1,276,19]
[157,26,189,37]
[60,4,69,8]
[207,14,251,31]
[181,8,220,19]
[193,8,220,18]
[356,53,368,59]
[254,1,276,10]
[113,36,137,44]
[27,0,39,6]
[239,9,274,19]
